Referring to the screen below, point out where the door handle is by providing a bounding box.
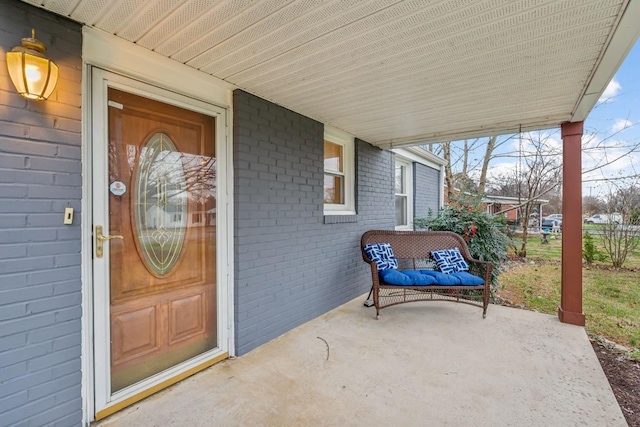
[95,225,123,258]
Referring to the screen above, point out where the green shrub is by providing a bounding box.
[414,205,511,290]
[582,231,607,264]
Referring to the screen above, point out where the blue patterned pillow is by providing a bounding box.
[431,248,469,273]
[447,247,469,272]
[364,243,398,271]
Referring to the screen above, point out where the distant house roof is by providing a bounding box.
[482,195,549,205]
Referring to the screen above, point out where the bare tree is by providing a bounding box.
[583,127,640,169]
[477,135,497,195]
[583,195,606,215]
[428,136,509,202]
[441,141,454,202]
[598,181,640,268]
[426,111,639,239]
[487,132,562,257]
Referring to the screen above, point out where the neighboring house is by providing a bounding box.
[143,205,187,229]
[442,189,548,225]
[481,195,549,226]
[0,1,638,425]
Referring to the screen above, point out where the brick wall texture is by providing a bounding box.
[233,90,394,355]
[0,3,431,420]
[414,163,441,221]
[0,1,83,425]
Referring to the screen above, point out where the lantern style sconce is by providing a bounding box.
[6,29,59,100]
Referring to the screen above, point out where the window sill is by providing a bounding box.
[324,215,357,224]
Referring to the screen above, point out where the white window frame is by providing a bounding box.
[323,125,355,215]
[395,157,414,230]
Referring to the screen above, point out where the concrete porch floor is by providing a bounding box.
[96,297,626,426]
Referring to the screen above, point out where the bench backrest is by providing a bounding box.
[360,230,474,264]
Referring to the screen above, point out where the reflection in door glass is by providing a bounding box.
[134,133,187,276]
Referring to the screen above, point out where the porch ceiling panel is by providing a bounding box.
[22,0,640,147]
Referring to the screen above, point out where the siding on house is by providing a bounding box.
[0,1,83,426]
[233,90,394,355]
[414,163,441,221]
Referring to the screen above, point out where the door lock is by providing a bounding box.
[95,225,123,258]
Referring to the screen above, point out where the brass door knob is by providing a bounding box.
[95,225,123,258]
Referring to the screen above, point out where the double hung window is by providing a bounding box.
[395,158,413,229]
[324,126,355,215]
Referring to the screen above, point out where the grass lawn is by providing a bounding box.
[513,232,640,269]
[499,234,640,356]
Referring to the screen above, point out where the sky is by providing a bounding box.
[581,39,640,197]
[453,38,640,199]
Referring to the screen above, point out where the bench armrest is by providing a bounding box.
[466,258,493,286]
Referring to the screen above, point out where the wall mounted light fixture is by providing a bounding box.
[6,29,59,100]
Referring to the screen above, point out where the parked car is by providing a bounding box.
[541,217,562,231]
[546,214,562,221]
[584,213,622,224]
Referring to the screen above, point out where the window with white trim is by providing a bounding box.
[324,126,355,215]
[395,157,413,229]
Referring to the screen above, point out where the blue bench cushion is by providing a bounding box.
[417,270,461,285]
[379,268,413,285]
[379,269,483,286]
[450,271,485,285]
[364,243,399,271]
[403,270,438,285]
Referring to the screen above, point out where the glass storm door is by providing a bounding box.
[105,87,217,392]
[92,70,226,415]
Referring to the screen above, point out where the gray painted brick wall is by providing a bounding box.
[233,90,394,355]
[414,163,441,222]
[0,1,83,425]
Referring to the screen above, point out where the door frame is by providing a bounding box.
[81,28,235,423]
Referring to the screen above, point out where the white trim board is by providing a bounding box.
[82,27,234,108]
[391,147,445,170]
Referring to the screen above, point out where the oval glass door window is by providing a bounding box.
[134,132,187,276]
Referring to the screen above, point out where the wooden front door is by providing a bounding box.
[104,88,217,393]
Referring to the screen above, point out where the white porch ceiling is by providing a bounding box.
[22,0,640,147]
